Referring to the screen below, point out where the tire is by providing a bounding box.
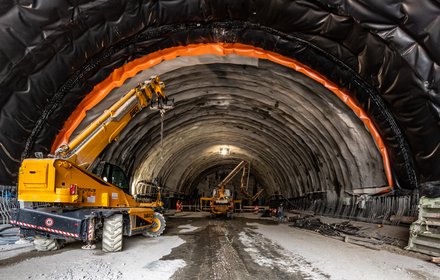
[34,237,61,251]
[102,214,123,252]
[143,212,166,238]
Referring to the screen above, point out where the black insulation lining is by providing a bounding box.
[0,0,439,191]
[0,23,419,189]
[419,181,440,198]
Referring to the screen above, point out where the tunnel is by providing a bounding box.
[1,1,440,214]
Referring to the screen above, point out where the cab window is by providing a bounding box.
[110,165,129,192]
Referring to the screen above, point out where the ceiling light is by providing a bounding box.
[219,146,230,156]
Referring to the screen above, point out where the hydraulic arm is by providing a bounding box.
[13,76,173,252]
[55,76,169,169]
[201,160,264,216]
[218,160,264,201]
[18,76,171,206]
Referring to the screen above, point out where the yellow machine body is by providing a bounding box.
[15,76,171,242]
[200,160,263,216]
[20,158,146,207]
[18,158,162,222]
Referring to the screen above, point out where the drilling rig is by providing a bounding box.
[201,161,264,217]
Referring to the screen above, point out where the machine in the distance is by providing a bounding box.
[201,161,264,217]
[11,76,173,252]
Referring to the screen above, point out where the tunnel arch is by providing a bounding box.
[52,47,391,197]
[0,1,439,198]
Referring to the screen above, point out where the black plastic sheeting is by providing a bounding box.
[420,181,440,198]
[0,0,439,192]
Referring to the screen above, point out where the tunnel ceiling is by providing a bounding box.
[0,0,439,197]
[94,56,387,196]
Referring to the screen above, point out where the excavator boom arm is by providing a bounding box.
[55,76,167,169]
[217,161,248,190]
[216,160,264,202]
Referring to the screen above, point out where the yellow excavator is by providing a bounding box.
[201,161,264,217]
[11,76,173,252]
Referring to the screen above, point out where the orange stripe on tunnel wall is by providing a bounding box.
[52,43,393,188]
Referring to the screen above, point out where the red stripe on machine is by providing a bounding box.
[10,220,79,238]
[37,226,80,238]
[10,220,37,229]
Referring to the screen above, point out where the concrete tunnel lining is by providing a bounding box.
[64,54,389,198]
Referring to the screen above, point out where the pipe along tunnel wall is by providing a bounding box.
[0,1,440,213]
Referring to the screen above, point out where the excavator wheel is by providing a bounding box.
[102,214,123,252]
[143,212,166,238]
[34,236,62,251]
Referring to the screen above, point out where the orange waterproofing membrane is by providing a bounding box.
[52,43,393,188]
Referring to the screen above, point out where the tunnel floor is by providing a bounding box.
[0,214,439,280]
[165,216,328,279]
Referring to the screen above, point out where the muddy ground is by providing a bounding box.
[164,216,329,279]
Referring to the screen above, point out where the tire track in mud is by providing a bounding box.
[166,217,327,279]
[167,219,251,280]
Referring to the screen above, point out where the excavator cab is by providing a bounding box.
[92,161,130,194]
